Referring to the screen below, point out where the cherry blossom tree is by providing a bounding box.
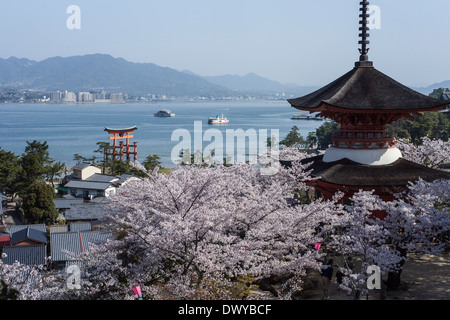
[397,137,450,168]
[67,161,343,300]
[0,259,62,300]
[328,190,403,299]
[70,145,449,300]
[3,140,447,300]
[382,178,450,289]
[329,179,449,298]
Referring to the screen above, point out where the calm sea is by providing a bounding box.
[0,100,324,168]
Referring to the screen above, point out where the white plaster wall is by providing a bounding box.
[323,147,402,165]
[81,166,102,180]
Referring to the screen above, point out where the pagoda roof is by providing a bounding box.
[287,65,449,113]
[281,155,450,187]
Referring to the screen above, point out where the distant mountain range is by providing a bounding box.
[202,72,319,96]
[411,81,450,95]
[0,54,446,98]
[0,54,232,97]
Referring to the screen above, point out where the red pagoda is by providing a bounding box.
[286,1,450,202]
[104,126,138,162]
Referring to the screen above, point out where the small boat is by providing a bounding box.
[208,114,229,125]
[291,114,323,121]
[154,109,175,117]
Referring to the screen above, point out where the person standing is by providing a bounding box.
[320,259,334,300]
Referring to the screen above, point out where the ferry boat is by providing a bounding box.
[291,114,322,121]
[154,109,175,117]
[208,114,229,125]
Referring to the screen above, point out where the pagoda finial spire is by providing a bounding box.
[356,1,373,67]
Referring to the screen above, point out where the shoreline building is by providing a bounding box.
[77,92,94,103]
[50,91,63,103]
[110,93,125,104]
[63,91,77,103]
[285,1,450,204]
[62,163,135,199]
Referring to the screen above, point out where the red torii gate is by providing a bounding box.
[104,126,138,162]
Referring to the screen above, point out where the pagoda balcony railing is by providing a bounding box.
[331,133,395,149]
[332,132,394,140]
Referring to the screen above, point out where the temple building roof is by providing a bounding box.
[287,66,449,112]
[284,155,450,187]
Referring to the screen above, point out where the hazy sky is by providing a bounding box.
[0,0,448,87]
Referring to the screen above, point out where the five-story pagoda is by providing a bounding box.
[286,1,450,202]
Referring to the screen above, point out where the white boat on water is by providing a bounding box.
[291,114,322,121]
[154,109,175,117]
[208,114,229,124]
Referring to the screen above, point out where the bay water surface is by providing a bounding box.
[0,100,324,168]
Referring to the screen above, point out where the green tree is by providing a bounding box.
[142,154,162,171]
[94,141,112,174]
[110,159,147,178]
[20,140,58,189]
[110,159,132,176]
[19,141,66,197]
[73,153,91,164]
[178,149,232,167]
[74,142,116,174]
[20,141,49,181]
[306,132,318,149]
[387,111,450,144]
[22,182,58,224]
[280,126,306,148]
[0,148,21,197]
[45,161,66,188]
[428,88,450,100]
[315,121,340,149]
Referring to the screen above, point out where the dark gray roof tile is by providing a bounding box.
[10,225,47,245]
[85,174,117,183]
[288,66,449,112]
[64,180,112,191]
[65,203,105,221]
[2,245,47,266]
[53,198,84,209]
[284,155,450,186]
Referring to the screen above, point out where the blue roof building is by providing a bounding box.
[50,230,112,270]
[9,224,47,246]
[2,245,47,266]
[49,222,92,234]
